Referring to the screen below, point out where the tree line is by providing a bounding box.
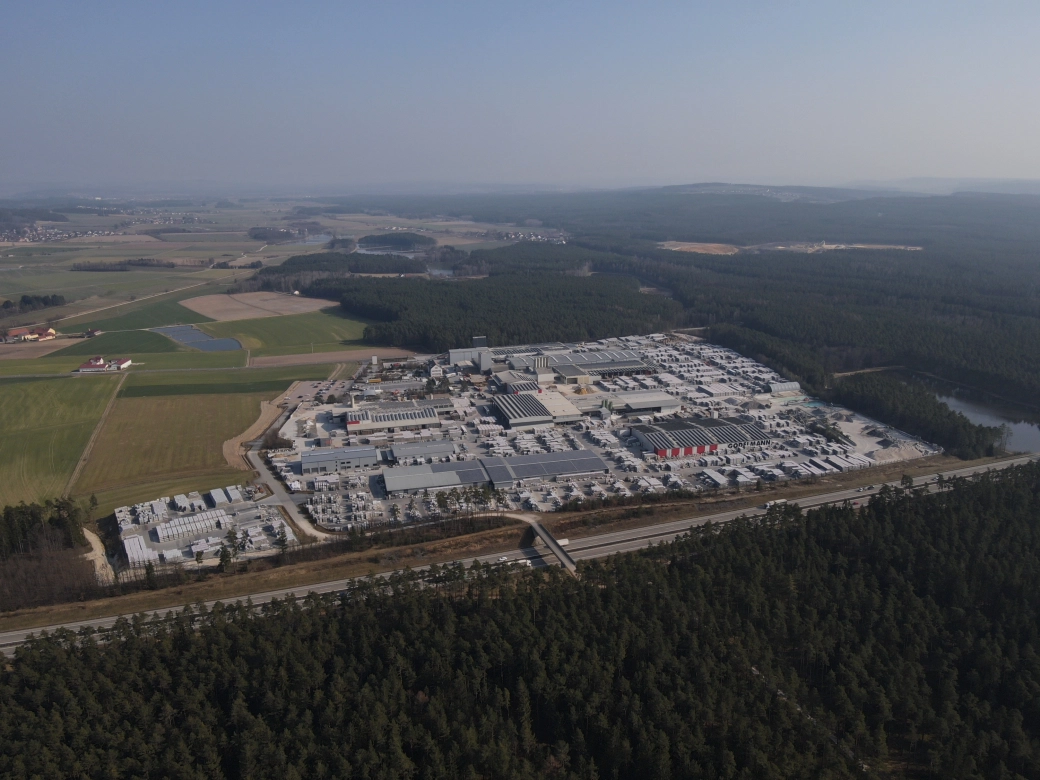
[0,294,66,319]
[4,462,1040,777]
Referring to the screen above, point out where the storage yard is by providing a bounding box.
[261,333,939,530]
[116,485,296,568]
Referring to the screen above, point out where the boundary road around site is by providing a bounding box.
[1,454,1035,655]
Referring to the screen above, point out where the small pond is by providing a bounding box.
[153,325,242,352]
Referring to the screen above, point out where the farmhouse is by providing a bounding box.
[77,356,133,373]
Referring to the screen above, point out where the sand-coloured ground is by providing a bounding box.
[180,292,333,321]
[659,241,741,255]
[0,340,71,360]
[222,382,299,469]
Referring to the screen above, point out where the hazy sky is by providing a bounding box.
[2,0,1038,192]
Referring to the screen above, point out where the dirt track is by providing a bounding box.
[222,382,299,469]
[249,347,416,368]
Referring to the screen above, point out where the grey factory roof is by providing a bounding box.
[382,450,610,493]
[583,359,655,376]
[634,416,773,451]
[344,406,439,425]
[505,380,541,393]
[301,446,379,466]
[369,397,455,413]
[614,390,680,412]
[389,440,457,460]
[508,349,644,370]
[490,343,567,357]
[555,364,590,378]
[492,394,553,424]
[488,450,609,483]
[382,466,466,493]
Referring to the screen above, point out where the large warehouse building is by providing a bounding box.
[631,417,774,458]
[302,446,382,474]
[341,406,441,434]
[492,392,583,429]
[382,450,610,495]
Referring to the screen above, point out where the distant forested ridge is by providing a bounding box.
[257,251,426,286]
[247,227,297,242]
[0,208,68,230]
[315,273,683,352]
[357,231,436,250]
[5,463,1040,778]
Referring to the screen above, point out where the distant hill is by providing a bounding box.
[357,232,436,250]
[324,237,357,252]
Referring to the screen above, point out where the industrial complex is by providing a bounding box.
[261,332,938,530]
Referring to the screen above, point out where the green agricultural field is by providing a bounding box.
[199,309,368,357]
[123,351,249,370]
[0,350,247,378]
[49,330,179,356]
[58,297,213,332]
[0,356,86,377]
[0,375,120,506]
[120,364,334,396]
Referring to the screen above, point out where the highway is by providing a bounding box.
[1,454,1034,655]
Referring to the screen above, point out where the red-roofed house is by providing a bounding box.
[78,356,108,372]
[77,356,133,373]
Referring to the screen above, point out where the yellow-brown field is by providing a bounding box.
[72,392,275,504]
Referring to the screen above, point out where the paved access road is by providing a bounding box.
[1,455,1034,655]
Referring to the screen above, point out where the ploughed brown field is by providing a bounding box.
[179,292,332,321]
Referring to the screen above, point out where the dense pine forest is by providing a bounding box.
[257,251,427,284]
[316,273,683,353]
[4,463,1040,779]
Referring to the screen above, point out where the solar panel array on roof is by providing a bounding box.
[382,450,609,492]
[633,416,776,455]
[479,457,516,487]
[493,394,553,426]
[430,460,489,484]
[505,380,541,393]
[506,450,609,480]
